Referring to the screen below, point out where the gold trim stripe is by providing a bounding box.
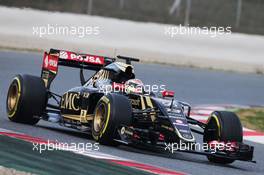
[145,96,155,121]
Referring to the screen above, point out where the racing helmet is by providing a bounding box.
[125,79,144,94]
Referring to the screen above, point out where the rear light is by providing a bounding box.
[162,90,175,98]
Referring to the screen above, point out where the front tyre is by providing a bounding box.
[204,111,243,164]
[92,93,132,145]
[6,74,47,125]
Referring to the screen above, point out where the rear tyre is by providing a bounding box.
[92,93,132,145]
[6,74,47,125]
[204,111,243,164]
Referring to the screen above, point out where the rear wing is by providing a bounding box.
[41,48,115,88]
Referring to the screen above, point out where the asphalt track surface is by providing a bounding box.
[0,50,264,175]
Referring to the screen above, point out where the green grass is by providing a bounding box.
[235,108,264,132]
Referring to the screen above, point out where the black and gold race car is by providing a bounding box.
[6,48,255,164]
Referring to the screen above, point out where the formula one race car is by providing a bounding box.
[6,49,255,164]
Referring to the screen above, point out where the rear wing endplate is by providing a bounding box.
[41,48,114,88]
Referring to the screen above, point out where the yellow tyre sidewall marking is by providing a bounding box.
[100,103,110,137]
[9,77,21,118]
[99,97,111,138]
[211,114,221,138]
